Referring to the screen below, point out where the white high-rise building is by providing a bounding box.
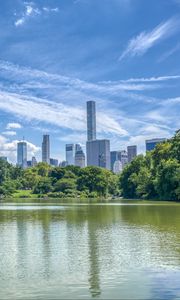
[17,141,27,169]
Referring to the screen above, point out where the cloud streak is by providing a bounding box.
[0,90,128,137]
[14,2,59,27]
[6,122,22,129]
[119,17,179,60]
[0,60,179,155]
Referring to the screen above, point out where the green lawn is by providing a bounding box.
[12,190,39,198]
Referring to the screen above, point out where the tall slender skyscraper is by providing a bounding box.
[17,141,27,169]
[87,101,96,141]
[42,135,50,164]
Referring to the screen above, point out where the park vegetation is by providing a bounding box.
[0,130,179,201]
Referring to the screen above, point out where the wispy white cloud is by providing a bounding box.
[0,60,169,96]
[119,18,180,60]
[0,60,179,155]
[6,122,22,129]
[2,131,17,136]
[0,90,127,137]
[119,75,180,83]
[158,43,180,62]
[14,2,59,27]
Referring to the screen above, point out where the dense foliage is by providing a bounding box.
[119,130,180,201]
[0,130,179,200]
[0,161,119,198]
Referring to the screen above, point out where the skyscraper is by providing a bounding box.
[119,150,128,169]
[66,144,75,165]
[146,138,166,152]
[110,151,120,171]
[87,101,96,141]
[50,158,59,167]
[42,135,50,164]
[86,139,110,169]
[75,144,85,168]
[127,145,137,163]
[17,141,27,169]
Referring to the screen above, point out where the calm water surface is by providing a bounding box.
[0,199,180,299]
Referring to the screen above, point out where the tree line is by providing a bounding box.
[0,130,179,200]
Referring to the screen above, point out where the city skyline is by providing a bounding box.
[0,0,179,163]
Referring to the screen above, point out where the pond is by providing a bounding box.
[0,199,180,299]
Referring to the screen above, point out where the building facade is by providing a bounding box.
[50,158,59,167]
[113,160,123,174]
[119,150,128,169]
[59,161,68,168]
[75,144,85,168]
[86,139,110,170]
[66,144,75,165]
[17,141,27,169]
[127,145,137,163]
[87,100,96,141]
[32,156,37,167]
[42,135,50,164]
[110,151,121,171]
[146,138,166,152]
[0,156,7,162]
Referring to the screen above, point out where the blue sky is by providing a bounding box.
[0,0,180,163]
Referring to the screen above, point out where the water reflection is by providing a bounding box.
[0,201,180,299]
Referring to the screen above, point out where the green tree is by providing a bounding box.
[155,159,180,200]
[33,177,52,194]
[54,178,77,193]
[119,155,145,198]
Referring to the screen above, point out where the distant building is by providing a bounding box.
[17,141,27,169]
[119,150,128,169]
[146,138,166,152]
[87,101,96,141]
[50,158,59,167]
[42,135,50,164]
[110,151,121,171]
[75,144,85,168]
[0,156,7,162]
[127,145,137,163]
[66,144,75,165]
[59,161,68,168]
[27,160,32,167]
[27,157,37,168]
[32,156,37,167]
[86,139,110,170]
[113,160,123,174]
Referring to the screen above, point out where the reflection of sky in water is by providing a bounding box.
[148,270,180,300]
[0,205,67,210]
[0,202,180,299]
